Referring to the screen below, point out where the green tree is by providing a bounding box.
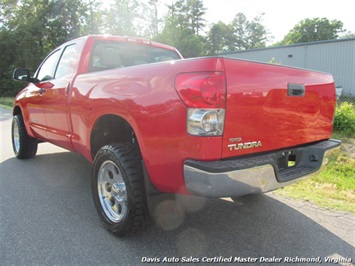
[155,0,207,57]
[0,0,93,96]
[231,13,270,50]
[46,0,89,46]
[82,0,103,35]
[104,0,140,36]
[0,29,24,96]
[166,0,189,31]
[155,19,207,57]
[188,0,206,35]
[1,0,53,76]
[206,12,270,54]
[207,21,235,55]
[340,31,355,39]
[279,18,345,45]
[166,0,206,35]
[145,0,161,38]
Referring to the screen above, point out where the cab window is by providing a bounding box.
[88,41,181,72]
[36,50,61,82]
[55,44,78,79]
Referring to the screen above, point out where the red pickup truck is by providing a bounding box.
[12,35,340,236]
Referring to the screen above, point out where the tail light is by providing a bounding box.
[175,72,226,108]
[175,72,226,136]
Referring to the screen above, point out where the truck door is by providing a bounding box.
[36,43,80,150]
[26,49,61,140]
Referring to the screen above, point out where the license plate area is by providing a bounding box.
[273,147,319,182]
[276,150,297,170]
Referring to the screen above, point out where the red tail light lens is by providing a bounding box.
[175,72,226,108]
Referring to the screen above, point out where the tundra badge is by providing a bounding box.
[228,141,262,151]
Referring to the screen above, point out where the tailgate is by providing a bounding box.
[222,58,336,158]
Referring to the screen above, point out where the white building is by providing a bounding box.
[221,38,355,96]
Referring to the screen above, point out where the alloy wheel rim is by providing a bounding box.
[13,120,20,153]
[98,160,128,223]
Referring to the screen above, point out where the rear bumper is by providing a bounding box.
[184,139,341,197]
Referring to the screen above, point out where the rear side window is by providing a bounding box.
[55,44,78,79]
[88,41,181,72]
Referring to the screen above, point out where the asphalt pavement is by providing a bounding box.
[1,106,354,265]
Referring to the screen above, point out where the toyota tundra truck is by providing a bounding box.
[12,35,341,236]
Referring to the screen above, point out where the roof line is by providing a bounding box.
[219,37,355,55]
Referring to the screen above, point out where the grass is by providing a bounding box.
[332,132,355,141]
[0,97,14,109]
[276,136,355,214]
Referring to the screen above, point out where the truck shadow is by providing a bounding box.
[1,151,354,265]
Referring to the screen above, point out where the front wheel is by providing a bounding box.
[92,143,150,236]
[12,115,38,159]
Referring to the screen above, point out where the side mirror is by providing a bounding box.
[13,68,39,83]
[13,68,31,82]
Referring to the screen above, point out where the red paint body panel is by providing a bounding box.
[72,57,225,194]
[221,59,336,158]
[14,35,336,195]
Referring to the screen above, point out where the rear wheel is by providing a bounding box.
[11,115,38,159]
[92,143,150,236]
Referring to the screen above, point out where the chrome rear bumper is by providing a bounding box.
[184,139,341,198]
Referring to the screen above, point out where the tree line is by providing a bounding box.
[1,0,353,96]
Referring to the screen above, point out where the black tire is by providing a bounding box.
[92,143,150,237]
[11,115,38,159]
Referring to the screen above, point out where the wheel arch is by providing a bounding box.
[13,105,22,116]
[12,105,33,138]
[90,114,142,161]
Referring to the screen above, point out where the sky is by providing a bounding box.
[162,0,355,43]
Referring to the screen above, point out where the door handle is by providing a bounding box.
[288,83,305,96]
[38,88,46,94]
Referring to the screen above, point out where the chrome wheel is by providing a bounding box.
[92,143,150,236]
[98,160,128,223]
[11,115,37,159]
[12,119,20,154]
